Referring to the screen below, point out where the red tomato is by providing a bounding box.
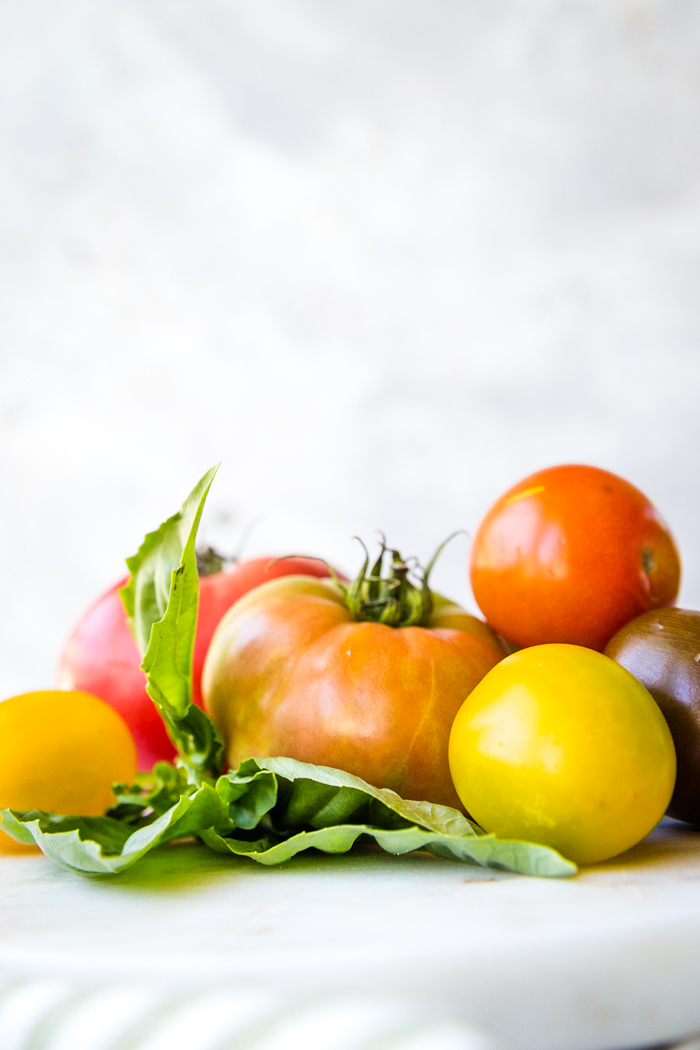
[58,556,339,770]
[470,464,681,652]
[202,575,506,809]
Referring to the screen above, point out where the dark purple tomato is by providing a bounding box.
[605,608,700,824]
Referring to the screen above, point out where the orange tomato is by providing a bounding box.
[202,575,505,809]
[470,464,680,652]
[0,690,137,853]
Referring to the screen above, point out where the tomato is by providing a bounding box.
[470,464,680,652]
[58,556,339,770]
[202,570,506,809]
[605,608,700,825]
[0,690,137,854]
[449,644,676,864]
[57,580,173,772]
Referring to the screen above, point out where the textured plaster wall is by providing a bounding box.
[1,0,700,695]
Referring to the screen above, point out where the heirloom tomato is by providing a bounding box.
[58,555,339,770]
[0,690,136,853]
[449,645,676,864]
[470,464,680,652]
[202,544,506,809]
[605,608,700,825]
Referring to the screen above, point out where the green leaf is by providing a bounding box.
[203,823,572,876]
[0,810,36,846]
[215,762,279,829]
[0,784,227,875]
[119,467,215,658]
[205,757,577,878]
[119,466,225,780]
[261,756,481,836]
[108,763,193,824]
[1,755,577,878]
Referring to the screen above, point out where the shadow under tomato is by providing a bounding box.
[583,817,700,875]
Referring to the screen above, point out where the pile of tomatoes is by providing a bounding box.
[2,462,698,868]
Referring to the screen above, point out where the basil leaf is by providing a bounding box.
[1,756,577,878]
[203,822,574,877]
[109,763,193,823]
[120,467,216,658]
[0,784,227,875]
[203,757,577,878]
[257,756,482,837]
[119,466,225,781]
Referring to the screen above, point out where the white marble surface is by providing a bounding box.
[2,821,700,1050]
[1,1,700,698]
[0,979,503,1050]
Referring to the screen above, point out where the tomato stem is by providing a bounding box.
[336,533,463,628]
[195,547,228,576]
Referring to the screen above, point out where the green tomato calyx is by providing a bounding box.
[195,546,229,576]
[334,533,461,628]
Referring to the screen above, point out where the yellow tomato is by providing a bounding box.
[448,644,676,865]
[0,690,137,854]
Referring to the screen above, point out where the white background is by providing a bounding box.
[1,0,700,697]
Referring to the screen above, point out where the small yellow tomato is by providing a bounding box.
[0,690,137,853]
[449,644,676,865]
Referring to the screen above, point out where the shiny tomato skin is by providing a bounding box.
[470,464,680,652]
[194,558,339,706]
[449,644,676,865]
[58,557,338,770]
[57,582,175,770]
[605,608,700,824]
[0,690,137,853]
[202,575,506,809]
